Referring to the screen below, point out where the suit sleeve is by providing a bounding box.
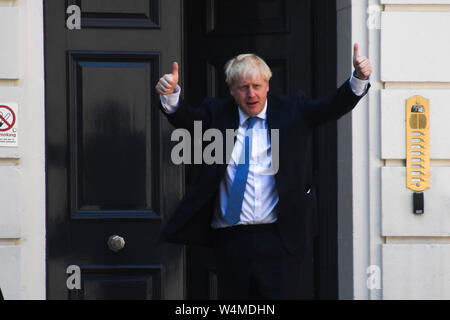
[159,97,213,134]
[300,77,370,127]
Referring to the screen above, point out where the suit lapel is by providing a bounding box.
[221,98,240,131]
[267,94,284,146]
[216,95,283,176]
[218,99,240,177]
[267,94,283,130]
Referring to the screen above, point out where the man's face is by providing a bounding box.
[229,73,269,117]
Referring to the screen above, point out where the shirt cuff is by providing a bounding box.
[160,85,181,114]
[349,74,370,96]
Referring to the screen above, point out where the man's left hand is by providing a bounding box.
[353,43,372,80]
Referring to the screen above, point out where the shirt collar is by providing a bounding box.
[237,99,268,126]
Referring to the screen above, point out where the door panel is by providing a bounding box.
[77,0,159,28]
[68,51,159,216]
[45,0,184,300]
[206,0,289,34]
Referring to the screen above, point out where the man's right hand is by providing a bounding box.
[156,62,179,95]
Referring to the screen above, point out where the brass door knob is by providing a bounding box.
[107,235,125,252]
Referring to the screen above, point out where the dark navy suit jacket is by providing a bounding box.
[158,78,369,257]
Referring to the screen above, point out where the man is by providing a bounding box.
[156,44,372,299]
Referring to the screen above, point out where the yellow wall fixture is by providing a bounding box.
[406,96,430,214]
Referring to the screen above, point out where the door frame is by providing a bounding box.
[310,0,339,300]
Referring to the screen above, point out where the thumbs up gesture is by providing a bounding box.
[156,62,179,95]
[353,43,372,80]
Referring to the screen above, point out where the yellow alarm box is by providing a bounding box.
[406,96,430,192]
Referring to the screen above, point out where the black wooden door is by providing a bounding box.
[45,0,184,299]
[184,0,338,299]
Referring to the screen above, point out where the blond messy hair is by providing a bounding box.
[224,54,272,86]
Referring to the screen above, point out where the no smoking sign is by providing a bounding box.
[0,103,18,147]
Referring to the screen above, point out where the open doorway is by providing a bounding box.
[183,0,339,299]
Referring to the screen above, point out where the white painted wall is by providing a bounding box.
[381,90,450,159]
[337,0,383,300]
[0,0,46,300]
[337,0,450,299]
[383,244,450,299]
[380,0,450,300]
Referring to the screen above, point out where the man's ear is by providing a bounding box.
[228,85,234,97]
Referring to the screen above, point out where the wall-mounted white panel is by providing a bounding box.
[383,244,450,299]
[382,0,450,3]
[382,167,450,236]
[381,89,450,160]
[0,8,19,79]
[0,166,21,238]
[381,12,450,82]
[0,246,20,299]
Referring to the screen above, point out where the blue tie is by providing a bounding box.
[224,117,258,226]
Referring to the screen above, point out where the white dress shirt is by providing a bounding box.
[211,101,279,228]
[160,75,369,228]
